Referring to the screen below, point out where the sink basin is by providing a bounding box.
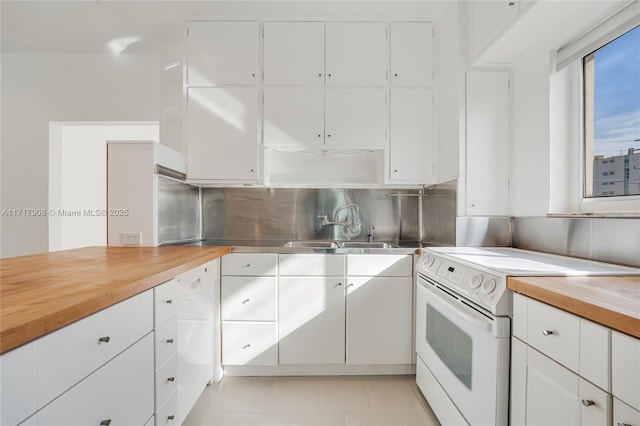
[339,242,398,248]
[283,241,341,248]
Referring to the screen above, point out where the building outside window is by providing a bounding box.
[583,25,640,198]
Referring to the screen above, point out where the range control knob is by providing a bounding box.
[423,255,435,268]
[470,274,483,289]
[482,279,497,294]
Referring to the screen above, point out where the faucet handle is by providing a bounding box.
[318,215,328,226]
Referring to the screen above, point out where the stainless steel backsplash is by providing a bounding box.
[513,216,640,267]
[157,176,200,244]
[201,184,457,245]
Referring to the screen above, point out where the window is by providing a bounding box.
[583,25,640,198]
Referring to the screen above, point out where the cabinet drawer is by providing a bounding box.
[580,319,610,392]
[155,320,178,369]
[35,334,150,426]
[222,322,278,366]
[346,254,413,276]
[156,353,178,409]
[613,331,640,411]
[527,297,579,372]
[156,389,178,426]
[36,290,153,407]
[221,276,277,321]
[155,279,178,327]
[279,254,345,276]
[222,253,277,276]
[177,262,215,321]
[614,397,640,426]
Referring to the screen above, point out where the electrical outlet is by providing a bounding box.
[121,232,142,245]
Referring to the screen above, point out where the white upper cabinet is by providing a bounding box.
[263,22,325,85]
[465,71,509,216]
[263,87,325,148]
[187,21,259,86]
[325,22,388,86]
[186,87,258,182]
[390,22,434,86]
[324,89,387,149]
[388,88,435,183]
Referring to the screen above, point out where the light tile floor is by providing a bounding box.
[184,375,441,426]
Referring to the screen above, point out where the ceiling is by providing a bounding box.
[0,0,448,54]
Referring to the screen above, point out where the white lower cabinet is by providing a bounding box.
[36,333,154,426]
[0,341,36,425]
[346,276,413,365]
[278,277,346,364]
[511,293,619,426]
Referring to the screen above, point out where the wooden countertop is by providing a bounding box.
[0,246,230,354]
[507,275,640,339]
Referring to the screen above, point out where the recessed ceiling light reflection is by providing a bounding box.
[107,36,141,54]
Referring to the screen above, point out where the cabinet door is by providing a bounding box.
[263,22,325,85]
[525,345,580,425]
[325,89,387,149]
[186,21,259,86]
[279,277,345,365]
[346,277,412,365]
[465,71,509,215]
[388,88,435,182]
[263,87,324,148]
[186,87,258,181]
[614,397,640,426]
[390,22,433,86]
[579,378,612,426]
[468,1,519,58]
[325,22,387,86]
[612,331,640,411]
[177,320,213,424]
[0,341,36,426]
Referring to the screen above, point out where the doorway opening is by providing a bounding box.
[48,122,159,251]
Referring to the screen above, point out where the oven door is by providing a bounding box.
[416,274,510,426]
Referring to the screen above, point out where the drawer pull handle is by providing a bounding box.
[335,283,342,287]
[617,423,632,426]
[168,415,175,421]
[243,344,251,349]
[242,298,250,304]
[167,377,175,382]
[242,263,251,268]
[191,277,201,286]
[98,336,111,343]
[166,338,174,344]
[347,283,354,288]
[581,399,595,407]
[166,299,173,304]
[100,420,112,426]
[542,329,554,336]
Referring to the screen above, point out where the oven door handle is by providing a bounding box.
[420,280,493,333]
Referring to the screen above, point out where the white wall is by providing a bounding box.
[49,124,159,252]
[1,53,161,257]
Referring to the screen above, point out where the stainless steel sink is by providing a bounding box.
[283,241,341,248]
[339,241,398,248]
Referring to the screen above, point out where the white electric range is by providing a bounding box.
[415,247,640,426]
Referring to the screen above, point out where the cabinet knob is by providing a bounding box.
[318,73,322,77]
[393,169,398,173]
[243,344,251,349]
[347,283,354,288]
[165,299,173,304]
[335,282,342,287]
[100,420,112,426]
[581,399,595,407]
[318,134,322,138]
[327,134,331,138]
[542,329,554,336]
[167,377,175,382]
[242,298,250,304]
[328,73,332,77]
[508,1,516,6]
[394,73,398,77]
[250,168,255,173]
[252,73,256,77]
[166,338,174,344]
[168,415,175,421]
[242,263,251,268]
[98,336,111,343]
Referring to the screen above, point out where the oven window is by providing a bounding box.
[426,304,473,389]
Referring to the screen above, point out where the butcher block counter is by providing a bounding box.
[0,245,230,354]
[507,275,640,339]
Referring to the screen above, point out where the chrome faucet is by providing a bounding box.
[318,203,361,236]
